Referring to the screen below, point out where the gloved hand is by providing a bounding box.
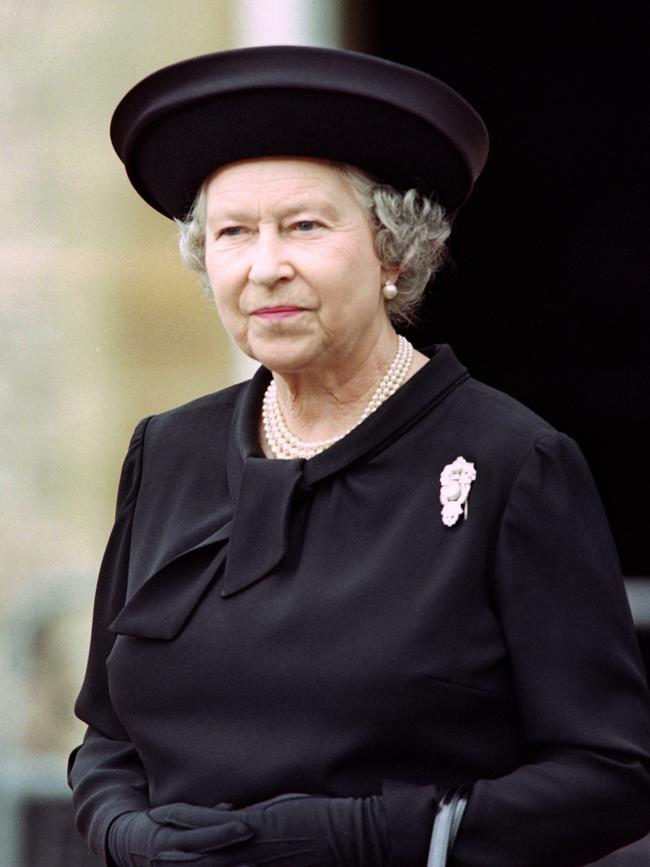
[147,792,391,867]
[107,804,252,867]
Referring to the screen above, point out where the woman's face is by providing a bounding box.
[204,157,396,375]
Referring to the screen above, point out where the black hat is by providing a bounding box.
[111,45,489,220]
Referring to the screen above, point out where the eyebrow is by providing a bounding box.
[279,200,340,220]
[207,198,340,225]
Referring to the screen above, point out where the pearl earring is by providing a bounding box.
[383,279,398,300]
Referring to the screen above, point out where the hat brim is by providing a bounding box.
[111,45,489,219]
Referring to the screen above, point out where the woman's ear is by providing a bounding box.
[384,265,401,285]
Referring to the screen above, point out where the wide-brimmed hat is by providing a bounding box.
[111,45,489,220]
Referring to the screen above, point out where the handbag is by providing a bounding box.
[426,788,468,867]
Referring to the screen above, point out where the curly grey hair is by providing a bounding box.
[176,161,451,325]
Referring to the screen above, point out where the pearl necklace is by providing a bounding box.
[262,335,414,460]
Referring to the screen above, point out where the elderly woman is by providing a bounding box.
[69,46,650,867]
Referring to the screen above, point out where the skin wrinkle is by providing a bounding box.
[203,158,429,447]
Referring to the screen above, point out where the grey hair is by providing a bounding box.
[176,161,451,325]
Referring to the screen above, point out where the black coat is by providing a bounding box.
[69,345,650,866]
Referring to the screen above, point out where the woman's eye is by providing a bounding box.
[214,226,249,241]
[293,220,319,232]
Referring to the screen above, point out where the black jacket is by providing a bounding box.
[69,345,650,866]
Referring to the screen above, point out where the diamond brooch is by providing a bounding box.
[440,457,477,527]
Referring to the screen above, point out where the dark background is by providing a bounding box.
[353,2,649,575]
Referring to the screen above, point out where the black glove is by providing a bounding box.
[107,805,252,867]
[148,793,391,867]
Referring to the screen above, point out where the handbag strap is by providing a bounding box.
[426,788,468,867]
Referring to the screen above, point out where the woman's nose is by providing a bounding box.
[248,230,294,287]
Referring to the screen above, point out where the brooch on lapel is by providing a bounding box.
[440,457,477,527]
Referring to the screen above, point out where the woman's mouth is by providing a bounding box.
[252,306,306,320]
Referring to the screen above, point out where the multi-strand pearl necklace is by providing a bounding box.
[262,335,414,460]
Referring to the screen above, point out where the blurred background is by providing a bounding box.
[1,1,648,864]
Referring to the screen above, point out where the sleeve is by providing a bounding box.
[384,432,650,867]
[455,432,650,866]
[68,417,152,864]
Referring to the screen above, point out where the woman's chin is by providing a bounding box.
[243,336,321,375]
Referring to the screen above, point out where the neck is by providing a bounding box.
[260,329,430,458]
[272,328,399,443]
